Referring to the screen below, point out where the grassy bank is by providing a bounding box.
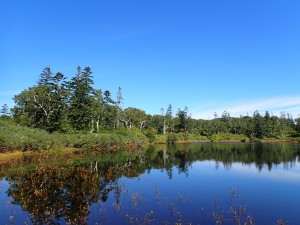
[153,132,250,143]
[1,118,299,159]
[0,118,148,154]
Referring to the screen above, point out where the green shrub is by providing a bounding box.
[167,133,178,143]
[143,128,157,143]
[0,122,54,152]
[210,132,248,142]
[154,134,167,144]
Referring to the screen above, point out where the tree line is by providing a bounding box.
[2,66,300,140]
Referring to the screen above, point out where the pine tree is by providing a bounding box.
[176,107,189,132]
[0,104,10,116]
[48,72,68,132]
[37,67,53,86]
[253,110,262,139]
[68,66,94,131]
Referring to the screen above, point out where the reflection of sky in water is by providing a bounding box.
[2,160,300,225]
[191,160,300,183]
[117,159,300,224]
[1,142,300,224]
[0,179,31,224]
[178,160,300,224]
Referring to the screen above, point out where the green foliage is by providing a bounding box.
[66,129,147,150]
[68,66,94,131]
[0,119,53,152]
[175,107,190,132]
[143,128,157,143]
[184,132,210,142]
[147,114,164,134]
[154,134,167,144]
[0,119,147,153]
[12,68,68,132]
[120,107,147,130]
[253,110,263,139]
[113,128,148,144]
[167,133,178,143]
[295,117,300,133]
[210,132,249,142]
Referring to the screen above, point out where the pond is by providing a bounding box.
[0,142,300,225]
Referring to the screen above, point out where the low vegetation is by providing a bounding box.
[0,117,147,154]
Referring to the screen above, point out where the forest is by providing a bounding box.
[1,66,300,152]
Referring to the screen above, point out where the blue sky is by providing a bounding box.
[1,0,300,119]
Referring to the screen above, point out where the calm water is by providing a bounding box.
[1,142,300,225]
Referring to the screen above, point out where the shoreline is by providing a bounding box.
[1,139,300,165]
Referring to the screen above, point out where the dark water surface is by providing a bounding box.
[1,143,300,224]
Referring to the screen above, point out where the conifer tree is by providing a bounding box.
[0,104,10,116]
[68,66,94,131]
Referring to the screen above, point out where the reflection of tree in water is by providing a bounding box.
[5,150,149,225]
[174,151,191,176]
[146,143,300,176]
[6,166,118,224]
[3,143,300,224]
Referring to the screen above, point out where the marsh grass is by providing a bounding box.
[121,186,276,225]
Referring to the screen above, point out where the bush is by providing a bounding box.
[143,128,157,143]
[154,134,167,144]
[167,133,178,143]
[210,132,249,142]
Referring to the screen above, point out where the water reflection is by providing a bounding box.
[147,143,300,174]
[7,168,117,224]
[1,143,300,224]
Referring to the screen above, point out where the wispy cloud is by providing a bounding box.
[192,96,300,119]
